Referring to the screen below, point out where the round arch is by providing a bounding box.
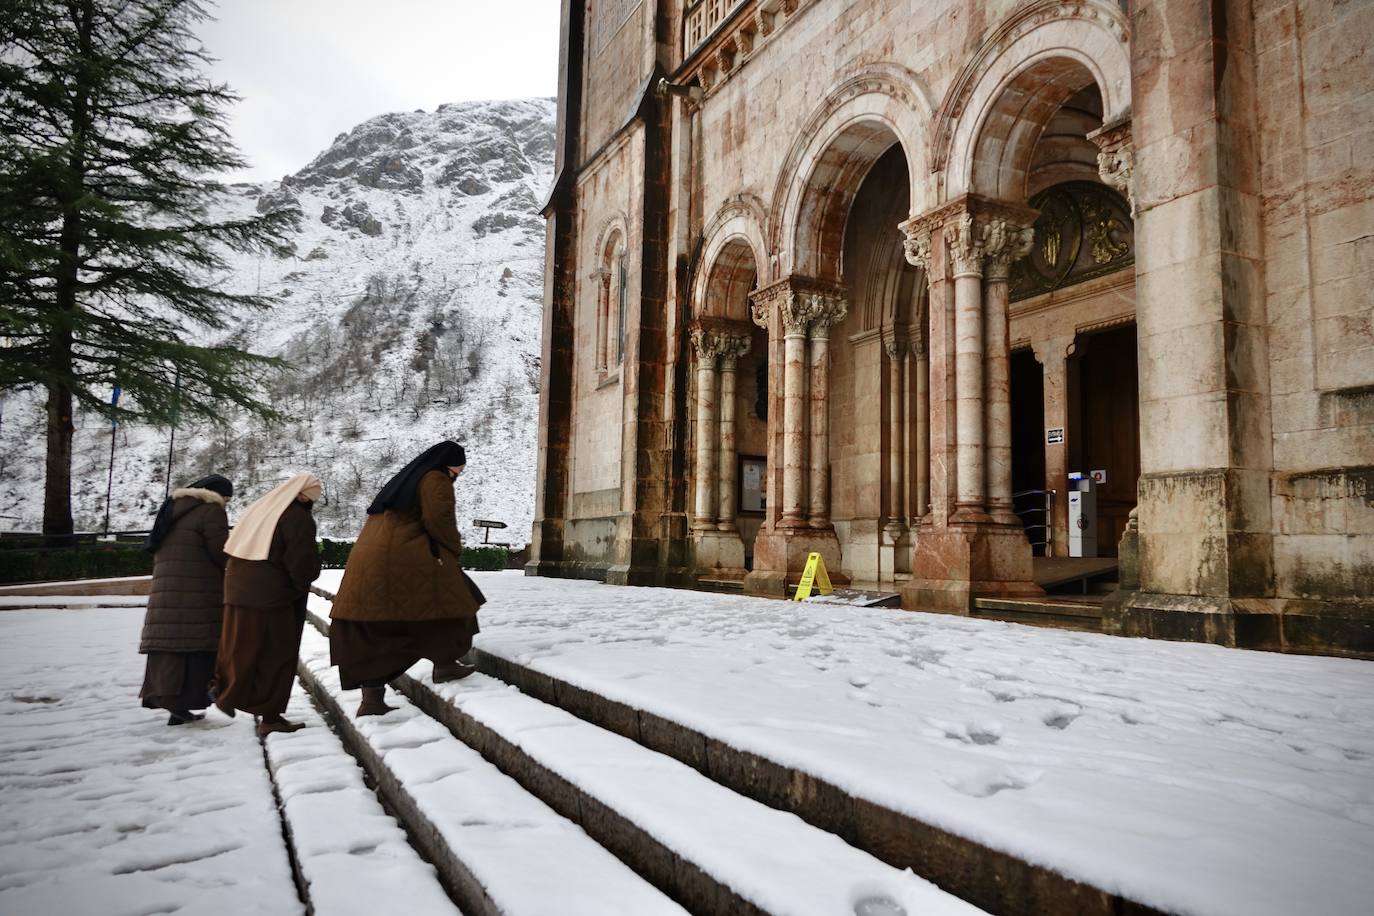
[770,64,936,283]
[940,1,1131,202]
[694,195,768,321]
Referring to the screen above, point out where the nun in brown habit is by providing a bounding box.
[330,441,486,716]
[213,472,322,737]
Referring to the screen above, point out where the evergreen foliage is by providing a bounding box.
[0,0,299,535]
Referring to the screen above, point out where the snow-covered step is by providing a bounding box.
[263,685,460,916]
[370,645,986,914]
[466,648,1164,916]
[294,624,687,916]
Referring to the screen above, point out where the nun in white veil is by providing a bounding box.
[212,473,322,737]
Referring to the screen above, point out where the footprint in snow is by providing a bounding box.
[1042,703,1082,730]
[942,765,1043,798]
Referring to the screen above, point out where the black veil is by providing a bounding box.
[366,441,466,516]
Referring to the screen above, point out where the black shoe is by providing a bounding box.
[167,709,204,726]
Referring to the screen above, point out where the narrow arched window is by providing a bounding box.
[616,251,628,364]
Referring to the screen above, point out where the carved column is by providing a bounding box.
[912,334,930,520]
[948,213,988,519]
[717,334,752,531]
[779,293,812,528]
[594,268,611,373]
[902,232,933,524]
[884,335,905,541]
[690,327,722,531]
[806,293,846,528]
[983,219,1035,527]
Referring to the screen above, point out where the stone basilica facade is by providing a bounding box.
[529,0,1374,657]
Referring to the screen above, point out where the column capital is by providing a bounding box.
[1087,118,1135,216]
[690,318,752,364]
[984,217,1036,282]
[883,334,905,361]
[947,212,986,278]
[804,291,847,340]
[749,276,845,337]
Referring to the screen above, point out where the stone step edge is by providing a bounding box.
[257,717,315,916]
[304,608,760,916]
[467,650,1166,916]
[972,598,1103,618]
[293,631,504,916]
[306,585,1162,916]
[263,684,461,916]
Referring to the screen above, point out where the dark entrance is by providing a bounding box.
[1010,347,1047,555]
[1075,324,1140,556]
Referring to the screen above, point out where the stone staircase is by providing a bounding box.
[301,586,1166,916]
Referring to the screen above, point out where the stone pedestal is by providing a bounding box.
[744,524,849,596]
[902,521,1042,613]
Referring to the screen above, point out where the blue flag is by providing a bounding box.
[110,386,121,428]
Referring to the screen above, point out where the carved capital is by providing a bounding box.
[948,212,986,278]
[748,278,789,329]
[690,326,723,365]
[900,224,933,273]
[804,292,848,340]
[1087,120,1135,217]
[691,318,753,366]
[883,335,904,361]
[984,217,1036,282]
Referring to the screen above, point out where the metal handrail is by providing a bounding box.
[1011,488,1055,552]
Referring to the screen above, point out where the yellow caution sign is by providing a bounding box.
[792,552,834,601]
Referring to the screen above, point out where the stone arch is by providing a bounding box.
[588,213,628,371]
[770,64,936,283]
[938,0,1131,202]
[592,213,628,270]
[694,195,768,321]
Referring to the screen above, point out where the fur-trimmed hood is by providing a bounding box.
[173,487,227,507]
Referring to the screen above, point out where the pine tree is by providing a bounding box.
[0,0,298,537]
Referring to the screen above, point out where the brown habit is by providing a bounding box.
[330,470,485,688]
[214,500,320,718]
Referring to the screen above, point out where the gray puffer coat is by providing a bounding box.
[139,488,230,653]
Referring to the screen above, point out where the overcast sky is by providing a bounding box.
[198,0,561,183]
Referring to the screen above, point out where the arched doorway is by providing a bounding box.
[831,144,926,588]
[689,236,764,583]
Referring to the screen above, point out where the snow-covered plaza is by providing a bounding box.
[2,571,1372,916]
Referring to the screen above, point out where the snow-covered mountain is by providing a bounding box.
[0,98,555,544]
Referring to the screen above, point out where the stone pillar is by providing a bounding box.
[899,200,1042,614]
[1034,336,1074,557]
[913,337,930,520]
[806,294,846,528]
[779,293,812,529]
[884,335,905,541]
[690,327,721,532]
[948,213,987,520]
[983,220,1035,526]
[716,336,751,531]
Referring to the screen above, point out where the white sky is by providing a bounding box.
[198,0,561,183]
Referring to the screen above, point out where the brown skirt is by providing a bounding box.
[213,601,306,718]
[330,615,479,690]
[140,651,216,712]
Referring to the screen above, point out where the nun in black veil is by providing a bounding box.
[329,442,487,716]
